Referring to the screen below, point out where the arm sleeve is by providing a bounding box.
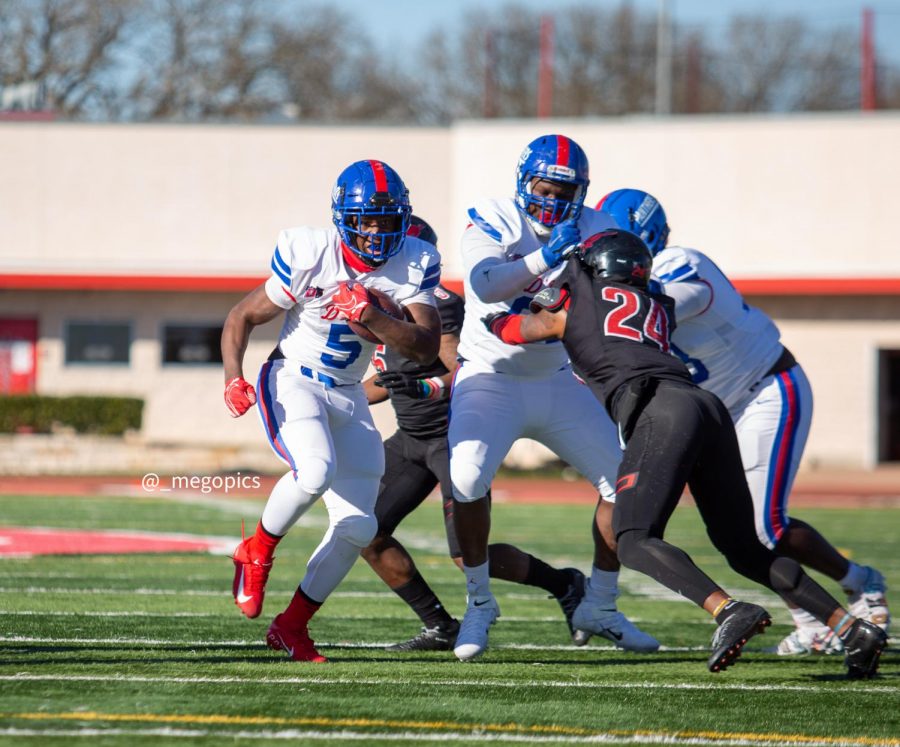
[263,231,314,310]
[663,279,713,321]
[463,225,549,303]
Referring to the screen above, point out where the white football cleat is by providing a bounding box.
[454,594,500,662]
[572,600,659,653]
[773,625,843,656]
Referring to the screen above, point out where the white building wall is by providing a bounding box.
[2,115,900,469]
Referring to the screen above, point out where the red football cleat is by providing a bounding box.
[266,614,328,663]
[232,535,273,619]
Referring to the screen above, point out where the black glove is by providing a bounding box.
[375,371,425,398]
[481,312,511,336]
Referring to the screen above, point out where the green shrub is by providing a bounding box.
[0,395,143,435]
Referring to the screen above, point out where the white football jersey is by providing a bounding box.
[653,245,782,410]
[457,198,617,377]
[264,226,440,385]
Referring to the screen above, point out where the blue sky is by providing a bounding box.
[330,0,900,66]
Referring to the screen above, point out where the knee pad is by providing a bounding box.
[333,512,378,549]
[295,456,334,497]
[768,555,803,594]
[615,529,647,569]
[450,461,489,502]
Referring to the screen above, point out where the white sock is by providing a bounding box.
[260,471,320,536]
[839,562,867,594]
[302,528,362,602]
[463,562,491,600]
[587,567,620,609]
[788,606,821,629]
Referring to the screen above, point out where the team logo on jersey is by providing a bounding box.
[304,286,324,298]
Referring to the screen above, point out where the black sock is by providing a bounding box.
[393,572,454,628]
[524,555,570,598]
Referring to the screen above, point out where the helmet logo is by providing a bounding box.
[633,195,659,227]
[518,145,532,167]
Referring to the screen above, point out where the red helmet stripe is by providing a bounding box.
[555,135,570,168]
[368,160,389,192]
[595,193,611,210]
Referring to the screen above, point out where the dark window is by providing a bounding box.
[877,349,900,463]
[65,322,131,364]
[162,324,223,365]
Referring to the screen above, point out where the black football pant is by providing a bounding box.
[612,380,840,623]
[374,429,461,558]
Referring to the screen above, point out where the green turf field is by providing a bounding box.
[0,491,897,746]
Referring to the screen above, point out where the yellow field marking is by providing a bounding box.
[5,712,899,746]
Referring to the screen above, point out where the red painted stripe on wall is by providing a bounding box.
[2,274,900,296]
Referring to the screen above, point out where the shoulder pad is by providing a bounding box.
[465,198,523,246]
[529,287,567,313]
[653,246,700,284]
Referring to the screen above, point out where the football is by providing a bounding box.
[349,287,405,343]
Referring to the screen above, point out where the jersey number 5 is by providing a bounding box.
[601,287,670,353]
[321,323,363,369]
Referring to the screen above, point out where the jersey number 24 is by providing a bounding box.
[602,287,670,353]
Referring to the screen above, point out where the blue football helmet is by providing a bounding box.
[596,189,670,256]
[515,134,590,234]
[332,160,412,265]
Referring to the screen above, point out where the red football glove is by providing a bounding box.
[224,376,257,418]
[332,281,372,323]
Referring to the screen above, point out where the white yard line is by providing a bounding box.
[0,611,570,622]
[1,672,894,695]
[0,726,891,746]
[0,634,704,651]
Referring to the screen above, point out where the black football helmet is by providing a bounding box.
[577,230,653,288]
[407,214,438,247]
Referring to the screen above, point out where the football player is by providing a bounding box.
[222,160,442,662]
[484,229,888,678]
[449,134,659,661]
[361,216,586,651]
[597,189,890,654]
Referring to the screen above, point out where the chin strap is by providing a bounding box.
[341,242,378,274]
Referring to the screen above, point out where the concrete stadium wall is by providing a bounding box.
[2,114,900,469]
[3,113,900,280]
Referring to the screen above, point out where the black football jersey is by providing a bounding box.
[558,259,692,415]
[372,284,464,439]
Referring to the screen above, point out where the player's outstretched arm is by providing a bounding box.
[221,284,284,416]
[483,307,566,345]
[362,302,441,365]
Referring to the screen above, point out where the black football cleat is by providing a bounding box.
[708,601,771,672]
[386,619,460,652]
[842,618,888,679]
